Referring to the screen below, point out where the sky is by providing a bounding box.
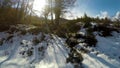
[32,0,120,19]
[68,0,120,19]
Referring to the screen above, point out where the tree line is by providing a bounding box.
[0,0,119,37]
[0,0,76,31]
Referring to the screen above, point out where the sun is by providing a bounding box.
[33,0,46,12]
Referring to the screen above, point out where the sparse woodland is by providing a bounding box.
[0,0,120,68]
[0,0,120,36]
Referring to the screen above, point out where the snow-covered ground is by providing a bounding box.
[82,32,120,68]
[0,25,120,68]
[0,30,74,68]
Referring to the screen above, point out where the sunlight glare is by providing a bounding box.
[33,0,46,12]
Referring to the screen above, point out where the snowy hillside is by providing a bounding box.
[82,32,120,68]
[0,25,120,68]
[0,25,74,68]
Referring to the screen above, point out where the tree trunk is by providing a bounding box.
[55,14,60,25]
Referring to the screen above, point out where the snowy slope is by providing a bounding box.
[0,25,120,68]
[82,32,120,68]
[36,36,74,68]
[0,31,74,68]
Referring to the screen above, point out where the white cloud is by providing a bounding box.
[96,11,110,19]
[112,11,120,21]
[65,8,84,19]
[114,11,120,19]
[101,11,109,18]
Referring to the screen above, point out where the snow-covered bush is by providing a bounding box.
[38,46,44,52]
[83,22,92,28]
[66,37,79,48]
[27,50,33,57]
[66,50,83,67]
[10,26,19,33]
[52,20,81,38]
[79,47,89,53]
[66,32,97,47]
[84,35,97,47]
[20,30,27,35]
[28,27,41,35]
[93,24,119,37]
[32,37,40,45]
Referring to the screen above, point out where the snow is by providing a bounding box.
[0,26,120,68]
[36,35,74,68]
[82,32,120,68]
[0,31,74,68]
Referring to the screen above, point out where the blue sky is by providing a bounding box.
[70,0,120,18]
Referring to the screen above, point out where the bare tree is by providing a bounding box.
[42,5,50,23]
[15,0,34,23]
[46,0,76,24]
